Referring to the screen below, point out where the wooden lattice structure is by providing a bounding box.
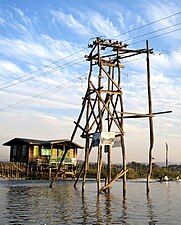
[50,38,171,196]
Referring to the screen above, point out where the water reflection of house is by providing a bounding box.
[3,137,83,178]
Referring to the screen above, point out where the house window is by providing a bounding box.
[33,146,39,158]
[58,149,63,157]
[12,145,17,156]
[51,149,57,158]
[69,149,74,158]
[22,145,27,156]
[41,148,51,156]
[66,149,73,158]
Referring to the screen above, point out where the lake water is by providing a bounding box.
[0,179,180,224]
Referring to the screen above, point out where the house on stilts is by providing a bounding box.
[2,137,83,179]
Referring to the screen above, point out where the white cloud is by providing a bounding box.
[144,1,181,40]
[14,8,32,26]
[0,60,23,80]
[0,34,86,68]
[39,34,86,59]
[88,12,119,38]
[0,37,50,63]
[0,17,5,25]
[51,10,89,35]
[117,13,125,31]
[151,52,181,72]
[146,1,179,26]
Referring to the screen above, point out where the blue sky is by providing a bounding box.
[0,0,180,163]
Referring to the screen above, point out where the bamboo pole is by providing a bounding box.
[97,146,102,194]
[106,63,112,191]
[82,138,89,192]
[166,142,168,168]
[96,41,102,194]
[100,169,128,192]
[81,49,94,192]
[146,40,154,195]
[107,145,111,190]
[116,48,127,197]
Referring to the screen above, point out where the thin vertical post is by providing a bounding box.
[82,50,93,192]
[97,145,102,194]
[97,39,103,194]
[117,48,126,197]
[146,40,154,195]
[107,63,112,190]
[166,142,168,168]
[49,167,52,180]
[82,138,89,192]
[108,145,111,184]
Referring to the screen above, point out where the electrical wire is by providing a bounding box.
[1,11,180,90]
[0,46,88,89]
[0,73,88,112]
[123,22,181,44]
[0,57,85,90]
[111,11,181,39]
[89,22,181,59]
[129,27,181,46]
[1,11,181,113]
[0,68,98,112]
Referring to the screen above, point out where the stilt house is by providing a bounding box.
[3,138,83,174]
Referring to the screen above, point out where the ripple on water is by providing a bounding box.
[0,179,180,224]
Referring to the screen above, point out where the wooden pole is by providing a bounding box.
[166,142,168,168]
[49,148,67,188]
[107,63,112,191]
[82,138,90,192]
[146,40,154,195]
[116,47,127,197]
[97,145,102,194]
[108,145,111,185]
[100,169,128,192]
[81,50,94,192]
[97,40,103,194]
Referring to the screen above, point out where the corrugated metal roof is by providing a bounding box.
[3,137,83,149]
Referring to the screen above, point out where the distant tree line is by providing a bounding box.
[77,161,181,179]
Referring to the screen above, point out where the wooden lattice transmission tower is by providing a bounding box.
[50,37,171,195]
[72,37,153,195]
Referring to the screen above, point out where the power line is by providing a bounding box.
[0,57,85,91]
[123,22,181,44]
[0,46,88,89]
[1,11,180,91]
[111,11,181,39]
[0,73,88,112]
[130,27,181,46]
[1,11,181,113]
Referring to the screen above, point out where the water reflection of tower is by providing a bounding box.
[95,193,113,224]
[105,193,112,224]
[121,197,127,224]
[165,181,171,220]
[146,194,158,224]
[82,192,88,224]
[96,196,103,224]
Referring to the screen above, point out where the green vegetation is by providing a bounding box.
[77,161,181,180]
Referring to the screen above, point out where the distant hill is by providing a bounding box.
[77,160,181,167]
[154,162,181,166]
